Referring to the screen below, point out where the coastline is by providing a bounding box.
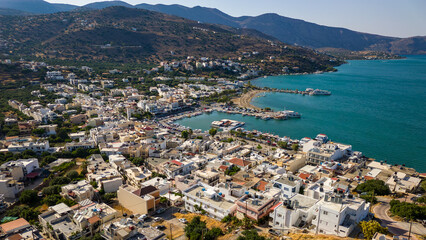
[232,90,269,110]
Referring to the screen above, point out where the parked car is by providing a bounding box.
[179,218,188,224]
[156,208,166,214]
[138,214,149,221]
[268,229,280,236]
[153,217,163,222]
[156,225,166,230]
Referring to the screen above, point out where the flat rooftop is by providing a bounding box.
[288,194,319,210]
[186,185,235,210]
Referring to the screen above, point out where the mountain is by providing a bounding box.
[82,1,135,10]
[0,8,32,16]
[135,4,425,55]
[0,0,77,14]
[1,1,423,54]
[0,7,338,73]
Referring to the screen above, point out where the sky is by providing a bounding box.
[44,0,426,38]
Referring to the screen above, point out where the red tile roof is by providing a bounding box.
[298,173,311,180]
[171,160,183,166]
[6,233,23,240]
[88,216,101,225]
[256,181,268,191]
[0,218,30,234]
[228,158,251,167]
[219,165,228,171]
[270,202,282,211]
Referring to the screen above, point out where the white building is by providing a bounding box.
[61,180,95,202]
[272,175,302,199]
[270,194,320,230]
[0,174,24,199]
[0,158,39,181]
[314,193,369,237]
[7,141,50,153]
[183,183,237,220]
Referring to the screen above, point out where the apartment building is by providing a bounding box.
[183,183,237,220]
[236,193,275,220]
[117,185,160,215]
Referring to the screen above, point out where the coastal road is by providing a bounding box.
[373,198,426,239]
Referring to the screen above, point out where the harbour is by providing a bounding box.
[176,56,426,172]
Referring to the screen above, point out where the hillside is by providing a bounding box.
[0,8,32,16]
[1,1,422,55]
[135,4,426,55]
[0,7,339,73]
[0,0,77,14]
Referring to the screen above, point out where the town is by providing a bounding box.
[0,58,425,240]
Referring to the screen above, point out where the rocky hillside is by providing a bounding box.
[0,7,339,73]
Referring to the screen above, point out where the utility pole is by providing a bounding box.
[169,222,173,240]
[408,218,413,240]
[316,205,322,235]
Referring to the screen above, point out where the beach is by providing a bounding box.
[233,90,268,110]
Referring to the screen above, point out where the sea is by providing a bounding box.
[175,55,426,172]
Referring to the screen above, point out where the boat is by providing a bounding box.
[282,110,301,118]
[309,89,331,96]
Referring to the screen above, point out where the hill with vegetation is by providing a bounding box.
[135,4,426,55]
[1,1,424,55]
[0,7,339,73]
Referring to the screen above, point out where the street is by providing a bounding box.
[373,197,426,239]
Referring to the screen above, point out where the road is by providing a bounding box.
[373,198,426,239]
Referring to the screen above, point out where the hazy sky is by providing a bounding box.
[45,0,426,38]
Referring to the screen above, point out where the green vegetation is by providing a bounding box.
[184,216,223,240]
[291,144,299,151]
[389,200,426,220]
[19,190,38,205]
[209,128,218,137]
[225,165,240,176]
[277,141,288,149]
[355,180,390,196]
[181,130,190,139]
[421,180,426,192]
[359,220,388,240]
[237,229,265,240]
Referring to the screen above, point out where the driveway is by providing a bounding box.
[373,198,426,239]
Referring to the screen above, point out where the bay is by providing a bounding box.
[175,56,426,172]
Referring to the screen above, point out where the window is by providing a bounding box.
[278,214,282,218]
[284,187,289,191]
[323,211,328,215]
[292,187,296,192]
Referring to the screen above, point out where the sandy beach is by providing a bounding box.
[232,90,269,110]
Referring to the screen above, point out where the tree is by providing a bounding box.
[32,128,45,136]
[209,128,218,137]
[184,216,222,240]
[277,141,288,149]
[184,216,207,240]
[225,166,240,176]
[421,180,426,192]
[359,220,388,240]
[237,229,265,240]
[204,227,223,240]
[355,180,390,196]
[50,176,71,186]
[257,145,262,150]
[19,190,38,204]
[291,144,299,151]
[181,130,189,139]
[66,170,79,180]
[42,185,61,195]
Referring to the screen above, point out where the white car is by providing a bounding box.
[179,218,188,224]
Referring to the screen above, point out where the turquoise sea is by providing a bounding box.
[175,55,426,172]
